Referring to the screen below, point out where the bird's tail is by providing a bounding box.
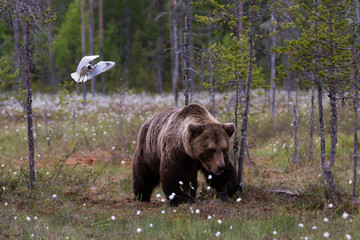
[71,72,80,82]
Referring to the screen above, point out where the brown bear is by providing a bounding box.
[132,103,238,205]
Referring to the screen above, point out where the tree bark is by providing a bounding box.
[23,20,35,190]
[188,2,195,98]
[352,0,360,202]
[156,0,165,94]
[47,0,56,94]
[182,0,191,106]
[99,0,106,95]
[124,0,132,86]
[292,82,298,163]
[81,0,87,106]
[170,0,179,107]
[13,1,20,94]
[270,10,276,127]
[209,57,215,117]
[309,86,315,161]
[88,0,96,96]
[233,67,240,170]
[238,0,255,192]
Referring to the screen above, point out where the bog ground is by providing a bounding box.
[0,91,360,239]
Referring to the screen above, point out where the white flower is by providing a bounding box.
[230,226,233,230]
[346,234,352,239]
[1,164,4,167]
[323,232,330,238]
[342,212,349,219]
[149,223,153,227]
[136,210,141,215]
[121,161,125,164]
[137,228,142,233]
[349,180,353,184]
[217,219,222,224]
[328,203,333,208]
[52,194,57,198]
[156,193,161,198]
[323,218,329,222]
[34,216,38,220]
[207,215,212,220]
[236,197,241,202]
[161,210,165,214]
[195,209,200,214]
[273,231,277,235]
[179,181,183,185]
[215,231,221,237]
[169,193,176,200]
[161,198,165,202]
[111,216,116,220]
[312,226,318,230]
[26,216,31,221]
[112,146,116,150]
[4,202,8,206]
[14,216,18,220]
[298,223,304,228]
[208,175,212,180]
[206,186,211,191]
[103,131,107,135]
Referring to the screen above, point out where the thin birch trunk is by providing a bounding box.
[44,110,50,147]
[292,82,298,164]
[88,0,96,96]
[209,57,215,117]
[170,0,179,107]
[156,0,165,94]
[13,1,20,94]
[188,3,195,98]
[182,0,190,106]
[99,0,106,95]
[233,67,240,170]
[270,10,276,127]
[81,0,87,106]
[72,106,76,141]
[23,20,35,190]
[309,86,315,161]
[352,0,360,202]
[238,0,255,192]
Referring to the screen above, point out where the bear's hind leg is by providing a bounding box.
[133,166,160,202]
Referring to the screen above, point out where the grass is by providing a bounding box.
[1,91,360,239]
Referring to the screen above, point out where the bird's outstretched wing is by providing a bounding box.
[87,61,115,79]
[76,55,100,72]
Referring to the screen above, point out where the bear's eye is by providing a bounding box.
[208,148,216,154]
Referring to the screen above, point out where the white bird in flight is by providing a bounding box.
[71,55,115,82]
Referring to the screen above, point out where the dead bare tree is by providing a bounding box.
[170,0,180,107]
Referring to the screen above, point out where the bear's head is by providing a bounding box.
[187,123,235,175]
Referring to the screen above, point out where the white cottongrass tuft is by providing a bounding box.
[207,215,212,220]
[179,181,183,185]
[149,223,153,227]
[323,218,329,222]
[161,210,165,214]
[137,228,142,233]
[206,186,211,190]
[328,203,334,208]
[215,231,221,237]
[136,210,141,215]
[111,216,116,220]
[156,193,161,198]
[4,202,8,206]
[273,231,277,235]
[236,197,241,202]
[342,212,349,219]
[349,180,352,184]
[217,219,222,224]
[161,199,166,202]
[208,175,212,180]
[323,232,330,238]
[169,193,176,200]
[346,234,352,239]
[195,209,200,214]
[298,223,304,228]
[26,216,31,221]
[312,226,318,230]
[52,194,57,198]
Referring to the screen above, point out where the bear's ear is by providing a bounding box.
[223,123,235,137]
[188,124,203,137]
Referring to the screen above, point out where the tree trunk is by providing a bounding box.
[81,0,87,106]
[317,81,326,177]
[170,0,179,107]
[233,67,240,170]
[23,20,35,190]
[99,0,106,95]
[292,82,298,163]
[352,0,360,202]
[47,0,56,94]
[124,0,132,86]
[188,2,195,98]
[182,0,191,106]
[209,57,215,117]
[238,0,255,192]
[270,10,276,127]
[309,86,315,161]
[13,1,20,94]
[156,0,165,94]
[88,0,96,96]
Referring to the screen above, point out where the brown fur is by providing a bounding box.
[132,103,238,205]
